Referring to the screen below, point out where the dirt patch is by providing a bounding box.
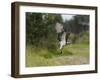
[51,55,89,65]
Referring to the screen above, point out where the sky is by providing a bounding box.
[61,14,75,22]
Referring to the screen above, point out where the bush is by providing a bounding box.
[68,33,78,44]
[67,31,89,44]
[76,31,89,44]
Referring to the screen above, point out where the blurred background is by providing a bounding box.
[26,12,90,67]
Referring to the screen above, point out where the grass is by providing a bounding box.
[26,43,89,67]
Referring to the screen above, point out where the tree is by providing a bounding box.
[26,12,63,50]
[63,15,89,43]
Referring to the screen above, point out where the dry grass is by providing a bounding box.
[26,44,89,67]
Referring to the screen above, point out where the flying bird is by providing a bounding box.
[55,22,70,53]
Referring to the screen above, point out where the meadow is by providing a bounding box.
[26,43,89,67]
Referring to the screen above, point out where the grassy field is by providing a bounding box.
[26,43,89,67]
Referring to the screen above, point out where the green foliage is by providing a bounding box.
[77,31,89,44]
[68,33,78,43]
[26,13,63,50]
[26,13,89,49]
[68,31,89,44]
[64,15,89,34]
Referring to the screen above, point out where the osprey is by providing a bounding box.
[55,22,70,53]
